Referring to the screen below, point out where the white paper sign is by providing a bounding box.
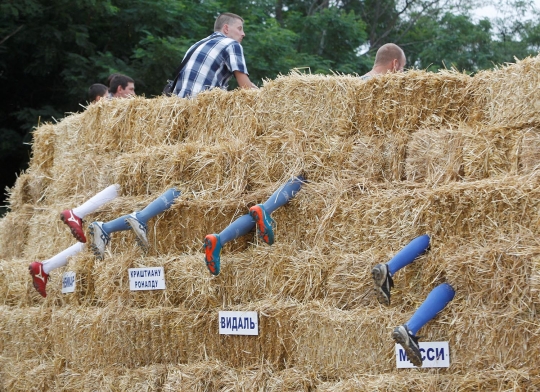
[219,311,259,336]
[61,271,76,294]
[396,341,450,368]
[128,267,166,291]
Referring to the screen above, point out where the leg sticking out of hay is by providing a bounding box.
[392,282,455,367]
[60,184,120,243]
[203,175,306,276]
[88,188,181,259]
[372,235,430,306]
[28,242,85,297]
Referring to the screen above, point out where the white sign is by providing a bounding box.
[128,267,166,291]
[396,341,450,368]
[219,311,259,336]
[62,271,76,294]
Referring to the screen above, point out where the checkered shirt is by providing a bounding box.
[174,32,249,98]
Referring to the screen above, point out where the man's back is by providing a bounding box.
[174,32,248,98]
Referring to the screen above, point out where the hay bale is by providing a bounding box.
[519,127,540,174]
[112,142,252,198]
[29,123,56,173]
[185,88,259,144]
[405,126,464,184]
[0,206,34,259]
[255,72,362,137]
[462,125,521,179]
[0,358,60,391]
[44,302,296,369]
[0,306,53,360]
[354,70,477,135]
[317,370,538,391]
[44,152,117,202]
[77,97,191,154]
[473,55,540,127]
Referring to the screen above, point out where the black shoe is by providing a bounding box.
[372,263,394,305]
[393,324,422,367]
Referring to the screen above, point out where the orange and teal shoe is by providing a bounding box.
[249,204,275,245]
[204,234,222,275]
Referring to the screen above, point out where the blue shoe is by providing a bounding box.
[249,204,275,245]
[204,234,222,275]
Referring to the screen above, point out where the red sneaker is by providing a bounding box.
[29,261,48,297]
[60,209,86,243]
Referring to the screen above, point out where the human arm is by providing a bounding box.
[234,71,258,89]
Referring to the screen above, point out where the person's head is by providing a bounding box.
[88,83,108,103]
[109,74,135,98]
[214,12,245,43]
[373,43,406,74]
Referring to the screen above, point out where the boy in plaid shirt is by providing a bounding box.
[174,13,257,98]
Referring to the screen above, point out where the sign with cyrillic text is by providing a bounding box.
[396,341,450,368]
[61,271,76,294]
[128,267,166,291]
[219,311,258,336]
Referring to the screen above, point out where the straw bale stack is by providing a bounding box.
[3,56,540,390]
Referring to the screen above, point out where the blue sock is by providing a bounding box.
[406,283,455,335]
[102,188,180,234]
[219,214,255,244]
[135,188,181,223]
[262,176,305,214]
[387,235,430,276]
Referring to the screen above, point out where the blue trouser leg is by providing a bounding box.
[406,283,455,335]
[135,188,181,223]
[102,188,180,233]
[218,214,255,244]
[387,235,430,275]
[262,176,305,214]
[217,176,305,245]
[102,215,131,233]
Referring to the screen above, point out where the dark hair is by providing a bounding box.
[214,13,243,31]
[109,75,134,94]
[88,83,108,102]
[107,73,122,86]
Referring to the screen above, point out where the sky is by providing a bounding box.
[471,0,540,21]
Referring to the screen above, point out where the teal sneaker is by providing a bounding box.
[204,233,222,275]
[249,204,275,245]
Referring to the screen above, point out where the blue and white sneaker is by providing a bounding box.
[125,213,149,252]
[88,221,110,260]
